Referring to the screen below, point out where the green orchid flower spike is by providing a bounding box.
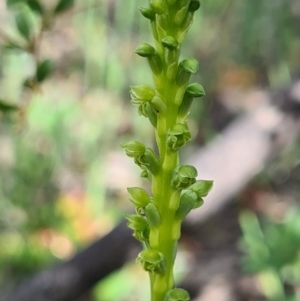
[122,1,213,300]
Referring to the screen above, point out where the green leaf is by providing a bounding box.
[0,100,19,113]
[35,59,54,82]
[53,0,75,14]
[4,42,23,51]
[27,0,44,14]
[15,11,31,41]
[6,0,25,7]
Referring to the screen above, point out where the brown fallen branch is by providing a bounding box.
[1,221,140,301]
[2,81,300,301]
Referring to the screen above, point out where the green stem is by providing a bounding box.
[150,91,180,301]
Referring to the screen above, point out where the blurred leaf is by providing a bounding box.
[53,0,75,14]
[15,11,32,41]
[4,42,23,51]
[0,100,19,113]
[259,269,285,301]
[35,59,54,82]
[23,78,36,89]
[6,0,26,7]
[27,0,43,14]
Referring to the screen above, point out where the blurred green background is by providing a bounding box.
[0,0,300,300]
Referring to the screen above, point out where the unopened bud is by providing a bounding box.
[135,43,156,57]
[127,187,151,208]
[166,288,190,301]
[190,180,213,198]
[178,83,205,119]
[176,58,199,86]
[139,6,156,20]
[176,190,198,220]
[188,0,201,12]
[162,36,179,50]
[121,141,146,158]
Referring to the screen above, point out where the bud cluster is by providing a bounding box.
[122,1,213,300]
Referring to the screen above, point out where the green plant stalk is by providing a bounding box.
[151,81,181,301]
[123,1,212,301]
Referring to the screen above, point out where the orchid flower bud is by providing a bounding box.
[190,180,213,198]
[122,141,146,158]
[137,249,165,274]
[189,0,201,12]
[178,83,205,120]
[165,288,190,301]
[124,214,150,242]
[135,43,163,75]
[139,6,156,20]
[127,187,151,209]
[167,123,191,151]
[176,58,199,86]
[162,36,179,50]
[171,165,197,190]
[135,43,156,57]
[176,180,213,219]
[162,36,180,71]
[125,214,148,231]
[175,190,198,219]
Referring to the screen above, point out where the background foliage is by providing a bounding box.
[0,0,300,300]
